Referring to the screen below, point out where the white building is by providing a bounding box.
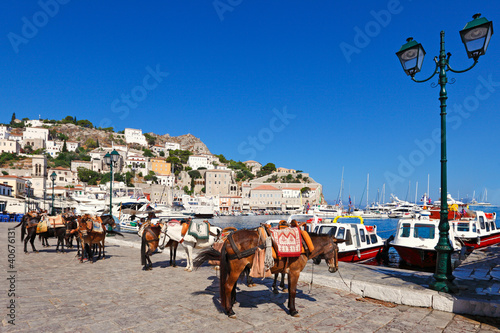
[125,155,149,175]
[23,127,49,142]
[157,174,175,187]
[25,119,44,127]
[45,140,80,157]
[282,187,301,198]
[0,126,10,140]
[124,128,148,146]
[165,142,180,151]
[188,155,213,170]
[0,139,20,154]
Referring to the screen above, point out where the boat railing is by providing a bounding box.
[334,215,364,224]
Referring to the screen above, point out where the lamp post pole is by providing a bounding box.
[104,150,120,218]
[51,172,57,215]
[396,14,493,292]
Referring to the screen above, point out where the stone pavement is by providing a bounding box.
[1,223,499,333]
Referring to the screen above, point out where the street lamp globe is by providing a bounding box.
[396,37,426,77]
[104,152,111,166]
[50,171,57,182]
[111,150,120,163]
[460,13,494,59]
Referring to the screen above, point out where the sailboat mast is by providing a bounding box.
[415,181,418,204]
[427,174,430,201]
[382,183,385,204]
[366,173,369,208]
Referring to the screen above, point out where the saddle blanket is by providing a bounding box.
[47,215,65,228]
[270,227,302,257]
[93,221,104,233]
[187,221,209,240]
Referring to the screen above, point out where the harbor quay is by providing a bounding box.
[1,224,499,333]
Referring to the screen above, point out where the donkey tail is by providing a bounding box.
[140,233,147,266]
[193,247,221,270]
[219,242,230,310]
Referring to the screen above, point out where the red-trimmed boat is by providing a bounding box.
[430,195,499,250]
[312,216,385,262]
[390,211,463,268]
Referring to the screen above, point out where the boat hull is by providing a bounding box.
[460,231,500,250]
[338,245,384,262]
[392,245,437,268]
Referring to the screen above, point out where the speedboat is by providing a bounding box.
[312,216,385,262]
[390,211,463,268]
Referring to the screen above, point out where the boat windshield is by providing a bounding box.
[400,223,411,238]
[456,223,469,232]
[414,224,435,239]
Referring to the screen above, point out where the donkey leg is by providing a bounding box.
[30,232,38,253]
[287,272,300,317]
[184,246,193,271]
[272,274,279,294]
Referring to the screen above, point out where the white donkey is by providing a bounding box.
[159,221,221,271]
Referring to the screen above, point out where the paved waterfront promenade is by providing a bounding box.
[1,223,499,332]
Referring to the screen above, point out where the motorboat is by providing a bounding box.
[390,211,463,268]
[312,216,385,262]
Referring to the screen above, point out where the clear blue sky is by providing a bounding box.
[2,1,499,205]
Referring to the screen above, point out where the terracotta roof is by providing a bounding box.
[52,166,71,171]
[252,185,280,191]
[0,175,28,180]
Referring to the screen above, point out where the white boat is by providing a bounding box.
[310,205,342,218]
[390,211,463,268]
[312,216,385,262]
[173,195,217,218]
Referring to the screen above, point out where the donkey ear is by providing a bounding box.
[332,237,346,244]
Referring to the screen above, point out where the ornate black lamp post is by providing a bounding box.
[25,180,32,213]
[396,14,493,292]
[50,171,57,215]
[104,150,120,216]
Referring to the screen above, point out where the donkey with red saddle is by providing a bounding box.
[195,222,344,317]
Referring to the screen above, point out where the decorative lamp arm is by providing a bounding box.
[411,57,439,83]
[446,54,479,73]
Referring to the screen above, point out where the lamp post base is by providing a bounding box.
[429,279,458,293]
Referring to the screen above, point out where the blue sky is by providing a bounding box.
[1,1,499,205]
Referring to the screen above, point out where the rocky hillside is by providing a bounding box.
[50,124,210,154]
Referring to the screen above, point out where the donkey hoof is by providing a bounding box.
[25,252,29,255]
[35,251,39,254]
[290,310,299,317]
[272,289,279,294]
[227,310,236,319]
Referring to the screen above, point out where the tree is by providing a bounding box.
[76,119,93,128]
[62,140,68,153]
[144,133,156,146]
[216,154,229,164]
[257,163,276,177]
[300,187,311,195]
[10,113,16,125]
[143,149,154,157]
[84,138,98,149]
[188,170,201,179]
[159,151,165,157]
